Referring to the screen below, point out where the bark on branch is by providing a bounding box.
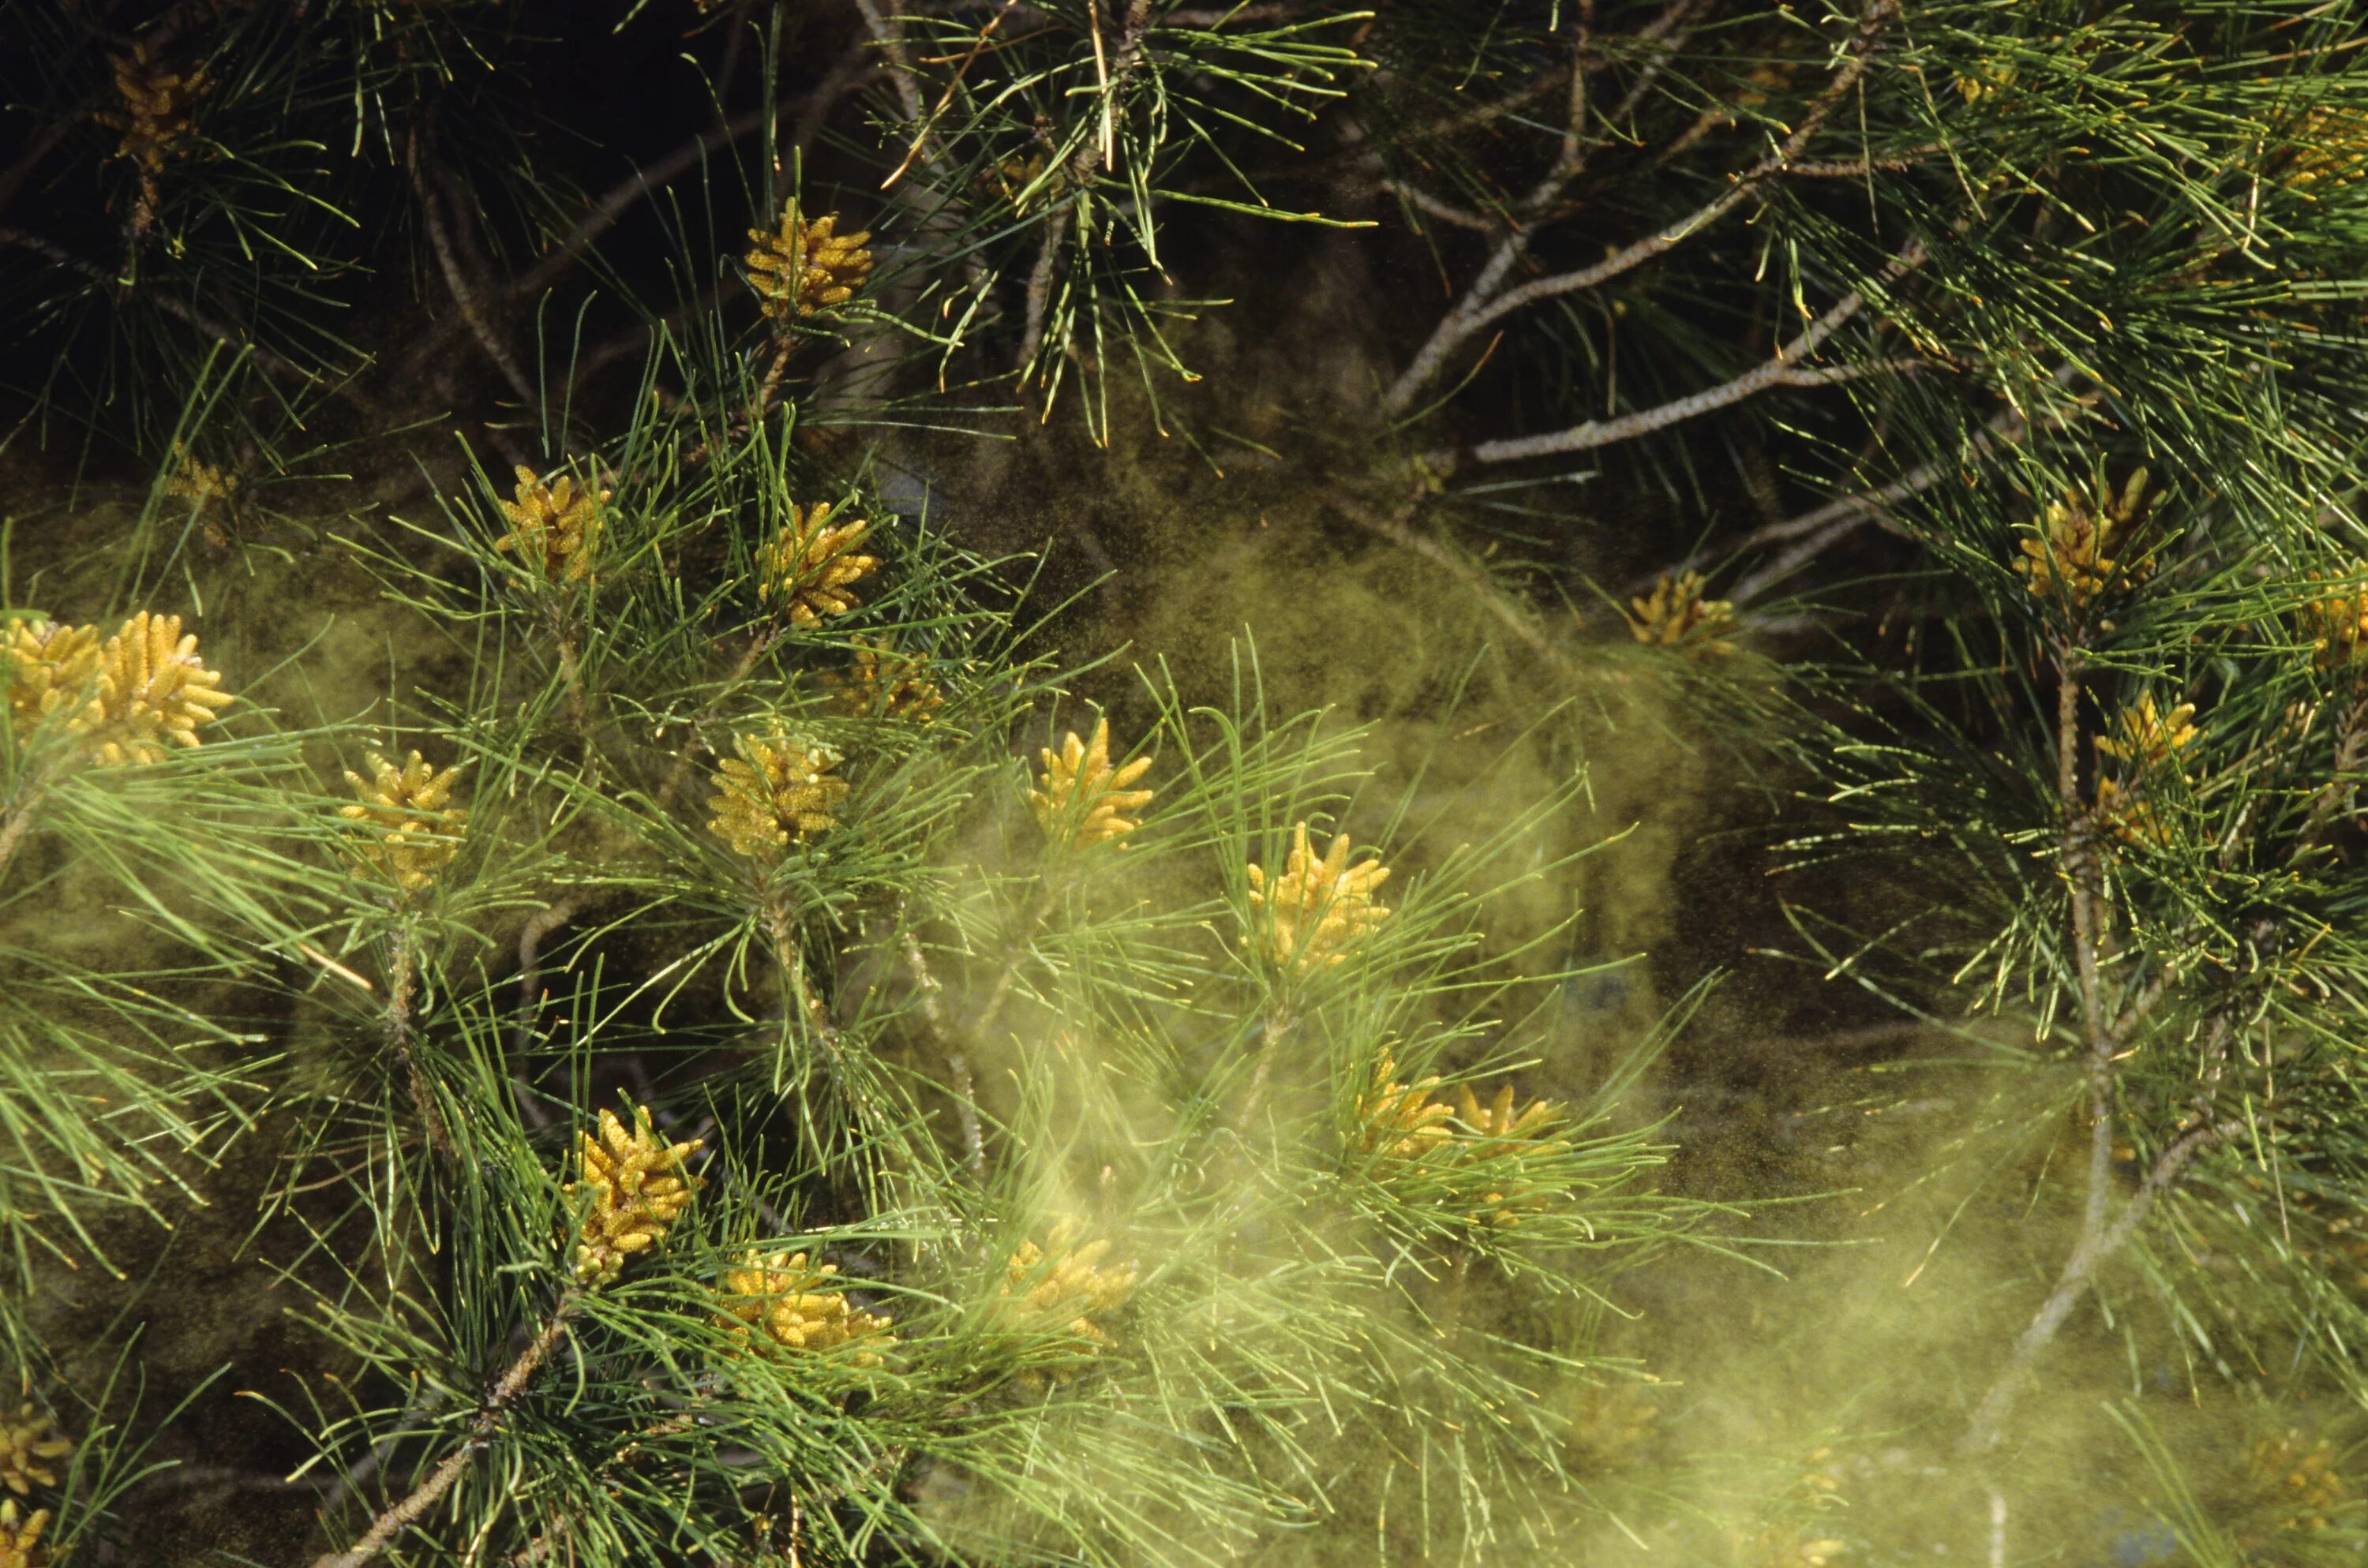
[313,1297,580,1568]
[1381,0,1901,418]
[1440,237,1931,469]
[1957,1118,2238,1455]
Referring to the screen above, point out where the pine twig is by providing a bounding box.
[312,1294,582,1568]
[1956,1117,2238,1454]
[0,783,45,887]
[1442,238,1933,470]
[899,930,984,1177]
[386,926,455,1162]
[414,152,542,425]
[1381,0,1900,417]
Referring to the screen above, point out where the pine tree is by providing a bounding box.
[6,2,2368,1565]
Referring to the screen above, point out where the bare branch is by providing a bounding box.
[417,161,541,422]
[1958,1117,2238,1455]
[313,1297,581,1568]
[1722,403,2037,604]
[1384,181,1500,234]
[1383,0,1902,417]
[856,0,930,124]
[1377,0,1704,417]
[1447,238,1931,467]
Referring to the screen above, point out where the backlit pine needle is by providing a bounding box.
[745,208,874,328]
[1029,719,1153,847]
[2016,469,2155,608]
[496,466,606,583]
[714,1249,896,1364]
[1625,571,1737,659]
[568,1104,705,1287]
[0,1405,68,1498]
[0,1500,49,1568]
[706,735,850,859]
[755,501,879,627]
[339,750,469,892]
[1246,821,1391,969]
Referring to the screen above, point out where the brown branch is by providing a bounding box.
[1014,219,1065,380]
[1453,17,1902,337]
[1448,240,1932,467]
[1957,1117,2238,1454]
[1381,0,1900,417]
[1384,181,1500,234]
[385,926,455,1162]
[0,784,45,889]
[1785,146,1941,177]
[2052,651,2114,1249]
[312,1296,581,1568]
[1381,0,1703,417]
[1722,402,2036,605]
[884,0,1023,189]
[856,0,930,124]
[415,158,541,423]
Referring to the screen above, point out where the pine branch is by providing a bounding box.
[1380,0,1703,417]
[0,784,44,887]
[312,1294,582,1568]
[1438,237,1933,469]
[899,928,985,1178]
[1382,0,1900,418]
[415,169,541,458]
[1956,1117,2239,1456]
[385,925,455,1163]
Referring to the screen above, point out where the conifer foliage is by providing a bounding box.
[5,2,2368,1566]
